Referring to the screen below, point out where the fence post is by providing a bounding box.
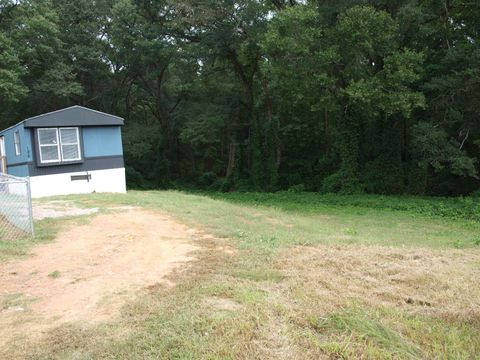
[27,177,35,237]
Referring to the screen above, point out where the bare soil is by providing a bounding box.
[0,208,199,347]
[33,202,99,220]
[0,215,27,239]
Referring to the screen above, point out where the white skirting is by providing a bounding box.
[30,168,127,198]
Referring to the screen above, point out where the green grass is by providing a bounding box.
[0,218,61,262]
[53,190,480,250]
[1,191,479,359]
[311,306,421,358]
[0,293,35,311]
[48,270,61,278]
[207,191,480,222]
[308,305,480,359]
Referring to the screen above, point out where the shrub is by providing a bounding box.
[288,184,305,193]
[197,172,217,187]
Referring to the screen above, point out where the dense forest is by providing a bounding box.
[0,0,479,195]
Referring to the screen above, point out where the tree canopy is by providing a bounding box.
[0,0,479,195]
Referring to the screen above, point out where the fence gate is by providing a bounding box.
[0,173,34,240]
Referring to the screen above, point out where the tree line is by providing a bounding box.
[0,0,479,195]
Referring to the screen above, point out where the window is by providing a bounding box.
[37,127,81,164]
[59,128,81,161]
[14,130,21,156]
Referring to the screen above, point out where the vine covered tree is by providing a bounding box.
[0,0,478,195]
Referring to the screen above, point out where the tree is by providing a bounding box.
[1,0,478,195]
[0,32,26,110]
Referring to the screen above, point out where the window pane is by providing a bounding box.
[60,128,78,144]
[62,144,79,161]
[39,129,58,145]
[14,131,21,155]
[40,145,59,161]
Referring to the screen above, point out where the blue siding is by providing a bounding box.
[1,123,31,165]
[8,164,29,177]
[25,129,33,161]
[0,123,32,177]
[82,126,123,158]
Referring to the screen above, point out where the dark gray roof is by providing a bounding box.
[23,106,124,128]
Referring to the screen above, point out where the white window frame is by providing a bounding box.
[59,127,81,162]
[14,130,21,156]
[37,127,82,164]
[38,128,61,164]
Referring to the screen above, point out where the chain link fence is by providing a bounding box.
[0,173,34,241]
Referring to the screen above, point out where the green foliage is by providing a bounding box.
[411,122,478,177]
[0,33,27,106]
[0,0,479,196]
[209,191,480,223]
[287,184,305,193]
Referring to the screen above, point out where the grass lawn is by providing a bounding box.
[2,190,480,359]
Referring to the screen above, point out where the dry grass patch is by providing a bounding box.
[276,245,480,323]
[267,244,480,359]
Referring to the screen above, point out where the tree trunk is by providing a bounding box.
[226,142,236,178]
[262,77,281,169]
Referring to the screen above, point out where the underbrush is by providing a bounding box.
[207,192,480,222]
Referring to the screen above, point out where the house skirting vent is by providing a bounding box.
[71,174,91,181]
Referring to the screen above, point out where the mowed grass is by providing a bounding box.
[2,191,480,359]
[45,190,480,250]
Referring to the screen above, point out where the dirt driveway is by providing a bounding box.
[0,207,199,347]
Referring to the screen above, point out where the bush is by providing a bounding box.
[321,172,343,193]
[471,189,480,198]
[210,177,232,192]
[233,179,254,192]
[197,172,217,187]
[126,166,152,189]
[288,184,305,193]
[321,171,364,194]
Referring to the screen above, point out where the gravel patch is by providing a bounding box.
[33,203,99,220]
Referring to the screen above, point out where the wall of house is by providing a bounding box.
[83,126,123,157]
[30,168,126,198]
[28,125,126,197]
[28,125,124,177]
[0,122,32,177]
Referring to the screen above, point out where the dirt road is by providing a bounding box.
[0,208,198,347]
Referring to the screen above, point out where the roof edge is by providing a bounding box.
[0,119,27,134]
[1,106,125,133]
[24,105,124,122]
